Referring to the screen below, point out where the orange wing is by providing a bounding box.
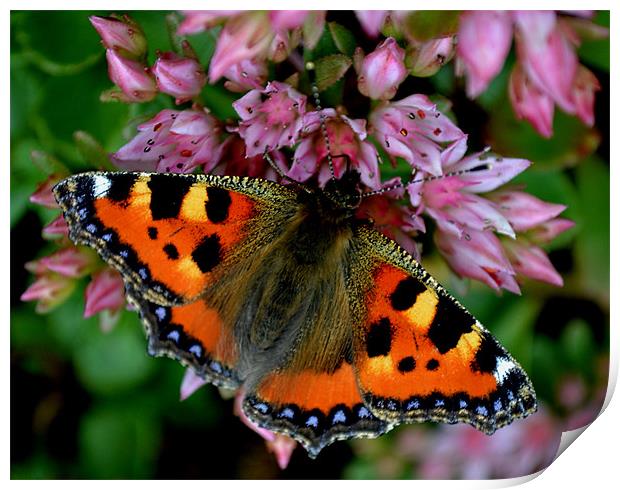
[352,227,537,434]
[243,362,391,457]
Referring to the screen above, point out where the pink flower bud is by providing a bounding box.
[30,174,63,209]
[529,218,575,244]
[89,15,147,60]
[106,49,156,102]
[355,11,388,37]
[84,269,125,318]
[266,435,297,470]
[457,11,513,98]
[42,214,69,239]
[503,240,564,287]
[152,52,207,104]
[268,10,309,30]
[21,274,76,313]
[408,37,455,77]
[358,37,407,101]
[223,58,268,93]
[571,65,600,127]
[177,11,242,35]
[509,64,555,138]
[490,190,567,232]
[208,12,273,83]
[39,247,96,278]
[180,368,208,401]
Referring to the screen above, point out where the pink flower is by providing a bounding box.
[514,11,577,114]
[571,65,600,126]
[30,174,63,208]
[457,11,513,98]
[111,109,223,174]
[233,81,307,157]
[177,10,243,35]
[370,94,465,175]
[407,37,455,78]
[401,406,560,479]
[84,269,126,318]
[357,37,407,101]
[105,49,156,102]
[38,247,97,278]
[89,15,147,60]
[233,391,297,469]
[355,11,388,37]
[357,181,424,259]
[42,214,69,239]
[152,51,207,104]
[289,110,381,189]
[214,134,287,181]
[179,368,208,401]
[208,12,274,83]
[223,58,268,93]
[21,273,76,313]
[528,218,575,244]
[491,189,574,287]
[435,229,520,293]
[508,64,555,138]
[268,11,309,30]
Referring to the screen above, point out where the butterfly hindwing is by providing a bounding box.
[351,227,537,434]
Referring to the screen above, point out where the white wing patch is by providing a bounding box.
[92,175,112,197]
[493,357,516,383]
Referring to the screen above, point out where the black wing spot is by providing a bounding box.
[390,277,427,311]
[426,358,439,371]
[148,174,192,220]
[367,317,392,358]
[471,334,504,374]
[191,234,222,273]
[147,227,158,240]
[163,243,179,260]
[107,174,137,201]
[205,188,232,224]
[397,356,416,373]
[427,299,474,354]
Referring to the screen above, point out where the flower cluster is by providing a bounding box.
[21,10,599,469]
[22,174,126,331]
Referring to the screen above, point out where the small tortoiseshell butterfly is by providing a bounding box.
[53,165,537,457]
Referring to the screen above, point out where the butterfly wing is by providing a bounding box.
[54,171,297,385]
[351,226,537,434]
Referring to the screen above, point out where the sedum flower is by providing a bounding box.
[42,215,69,239]
[152,51,207,104]
[457,11,513,98]
[289,110,381,189]
[407,37,455,78]
[357,37,407,101]
[89,14,147,60]
[84,269,126,319]
[370,94,465,176]
[111,109,223,174]
[355,10,388,37]
[508,64,555,138]
[37,247,97,278]
[233,81,307,157]
[214,134,287,181]
[456,10,605,137]
[223,58,268,93]
[29,174,64,208]
[21,273,76,314]
[177,10,243,35]
[105,49,157,102]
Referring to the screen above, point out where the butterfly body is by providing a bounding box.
[54,171,536,457]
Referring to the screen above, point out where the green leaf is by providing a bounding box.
[79,402,160,478]
[315,54,352,92]
[561,318,597,372]
[573,156,610,303]
[402,11,461,42]
[74,131,115,170]
[328,22,356,56]
[577,11,610,72]
[73,310,155,395]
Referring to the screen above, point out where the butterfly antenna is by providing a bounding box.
[306,62,337,185]
[359,158,494,198]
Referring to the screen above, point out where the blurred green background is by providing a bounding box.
[11,11,609,479]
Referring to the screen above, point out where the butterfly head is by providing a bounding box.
[311,169,363,223]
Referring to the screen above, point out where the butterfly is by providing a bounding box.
[53,168,537,458]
